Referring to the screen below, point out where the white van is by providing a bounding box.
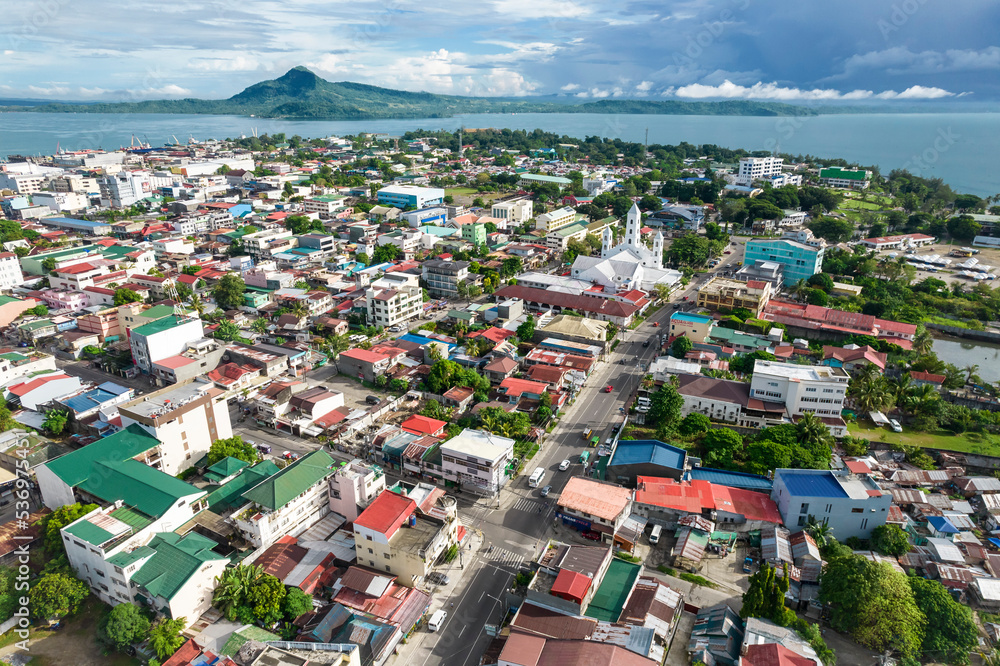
[649,524,663,545]
[428,609,447,632]
[528,467,545,488]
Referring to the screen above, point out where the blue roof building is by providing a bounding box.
[926,515,959,538]
[770,468,890,539]
[603,439,687,486]
[686,467,773,493]
[39,217,113,235]
[57,381,133,419]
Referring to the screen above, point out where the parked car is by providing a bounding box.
[582,530,601,541]
[743,557,753,573]
[257,444,271,454]
[889,418,903,433]
[604,385,613,393]
[559,459,571,471]
[643,340,649,347]
[427,572,450,585]
[724,250,732,254]
[366,395,380,405]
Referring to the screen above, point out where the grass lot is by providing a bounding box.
[839,198,887,211]
[848,423,1000,456]
[445,187,478,197]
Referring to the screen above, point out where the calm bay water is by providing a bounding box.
[931,336,1000,383]
[1,111,999,196]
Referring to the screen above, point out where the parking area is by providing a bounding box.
[871,241,1000,286]
[310,373,387,411]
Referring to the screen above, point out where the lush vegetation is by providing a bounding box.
[207,435,260,466]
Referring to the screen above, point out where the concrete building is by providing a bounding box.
[329,459,388,523]
[440,429,515,497]
[534,207,577,233]
[604,440,687,486]
[744,238,824,287]
[770,468,890,538]
[491,199,533,224]
[519,173,572,191]
[232,450,337,549]
[697,278,772,317]
[376,185,445,209]
[401,207,447,227]
[668,312,714,344]
[353,486,459,586]
[128,315,205,374]
[366,273,423,328]
[118,380,233,476]
[0,253,24,291]
[422,259,470,299]
[819,167,871,190]
[735,260,784,288]
[556,477,633,544]
[736,157,784,187]
[676,374,750,425]
[750,360,849,436]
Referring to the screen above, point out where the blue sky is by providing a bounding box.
[2,0,998,102]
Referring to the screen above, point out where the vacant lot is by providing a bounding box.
[848,423,1000,456]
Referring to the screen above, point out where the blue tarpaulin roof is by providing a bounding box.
[609,440,686,471]
[776,470,849,500]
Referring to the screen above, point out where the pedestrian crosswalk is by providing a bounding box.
[483,546,523,568]
[512,497,545,513]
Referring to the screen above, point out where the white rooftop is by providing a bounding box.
[441,428,514,463]
[753,360,849,382]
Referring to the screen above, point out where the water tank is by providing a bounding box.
[409,514,417,528]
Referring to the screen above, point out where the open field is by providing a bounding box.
[848,422,1000,456]
[839,198,889,211]
[445,187,478,197]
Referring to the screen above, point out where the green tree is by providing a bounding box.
[42,409,69,436]
[29,304,49,317]
[99,603,151,651]
[796,412,834,451]
[741,564,793,625]
[808,217,855,243]
[678,413,711,436]
[806,288,829,306]
[0,403,17,433]
[246,572,286,625]
[372,244,401,264]
[113,288,143,306]
[819,555,925,660]
[870,524,910,556]
[148,617,187,660]
[213,564,264,621]
[671,335,693,358]
[701,428,744,468]
[646,384,683,436]
[214,320,243,342]
[908,576,977,665]
[42,257,56,271]
[668,234,713,266]
[39,503,99,555]
[516,315,536,341]
[282,587,314,621]
[742,439,792,475]
[946,215,981,241]
[207,436,260,466]
[212,273,247,311]
[29,572,89,621]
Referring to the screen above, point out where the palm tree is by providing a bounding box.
[290,301,309,319]
[791,279,810,302]
[963,364,980,384]
[849,375,893,414]
[805,516,833,548]
[212,564,263,620]
[912,327,934,356]
[906,383,941,416]
[893,374,913,407]
[796,412,834,449]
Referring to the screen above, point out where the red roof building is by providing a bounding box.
[494,284,643,324]
[400,415,446,437]
[635,477,782,525]
[742,643,816,666]
[354,490,417,540]
[550,569,592,603]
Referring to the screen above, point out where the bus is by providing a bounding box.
[527,467,545,488]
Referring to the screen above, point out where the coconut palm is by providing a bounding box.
[805,516,833,548]
[212,564,263,620]
[905,383,941,416]
[849,375,894,414]
[963,364,980,384]
[912,327,934,356]
[893,374,913,406]
[796,412,834,449]
[791,279,810,302]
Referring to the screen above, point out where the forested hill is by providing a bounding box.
[1,66,821,119]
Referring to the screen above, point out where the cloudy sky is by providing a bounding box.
[2,0,997,102]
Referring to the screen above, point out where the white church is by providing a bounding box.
[570,203,683,293]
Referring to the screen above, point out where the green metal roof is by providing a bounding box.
[584,558,641,622]
[43,423,160,488]
[203,456,249,484]
[108,506,155,532]
[820,167,868,181]
[131,532,225,602]
[65,520,115,547]
[141,304,177,320]
[206,461,281,513]
[132,315,196,337]
[0,296,24,307]
[107,545,154,569]
[78,459,202,518]
[0,353,29,363]
[19,319,54,331]
[241,450,335,511]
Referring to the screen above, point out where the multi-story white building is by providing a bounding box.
[0,253,24,291]
[232,450,337,549]
[118,380,233,475]
[376,229,423,258]
[329,459,388,523]
[736,156,784,187]
[491,199,533,225]
[99,170,167,208]
[534,206,577,233]
[304,195,347,216]
[0,172,47,195]
[750,360,849,436]
[128,314,205,374]
[31,191,89,214]
[365,273,423,328]
[421,259,470,299]
[243,228,295,260]
[771,468,890,538]
[439,429,515,497]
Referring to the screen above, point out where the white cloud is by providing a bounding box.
[672,79,964,101]
[490,0,591,20]
[560,83,581,91]
[838,46,1000,77]
[635,80,653,92]
[189,56,262,72]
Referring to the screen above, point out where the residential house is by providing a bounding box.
[338,347,407,383]
[676,374,750,425]
[128,315,205,374]
[770,468,890,539]
[440,428,515,497]
[422,259,470,299]
[329,459,388,523]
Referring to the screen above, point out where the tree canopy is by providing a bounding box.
[99,603,151,651]
[908,576,977,665]
[212,273,247,311]
[207,436,259,466]
[646,384,683,437]
[40,502,100,556]
[29,572,89,621]
[113,288,143,306]
[671,335,693,358]
[149,617,187,660]
[870,524,910,556]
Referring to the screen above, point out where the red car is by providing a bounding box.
[582,530,601,541]
[724,250,732,254]
[604,385,613,393]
